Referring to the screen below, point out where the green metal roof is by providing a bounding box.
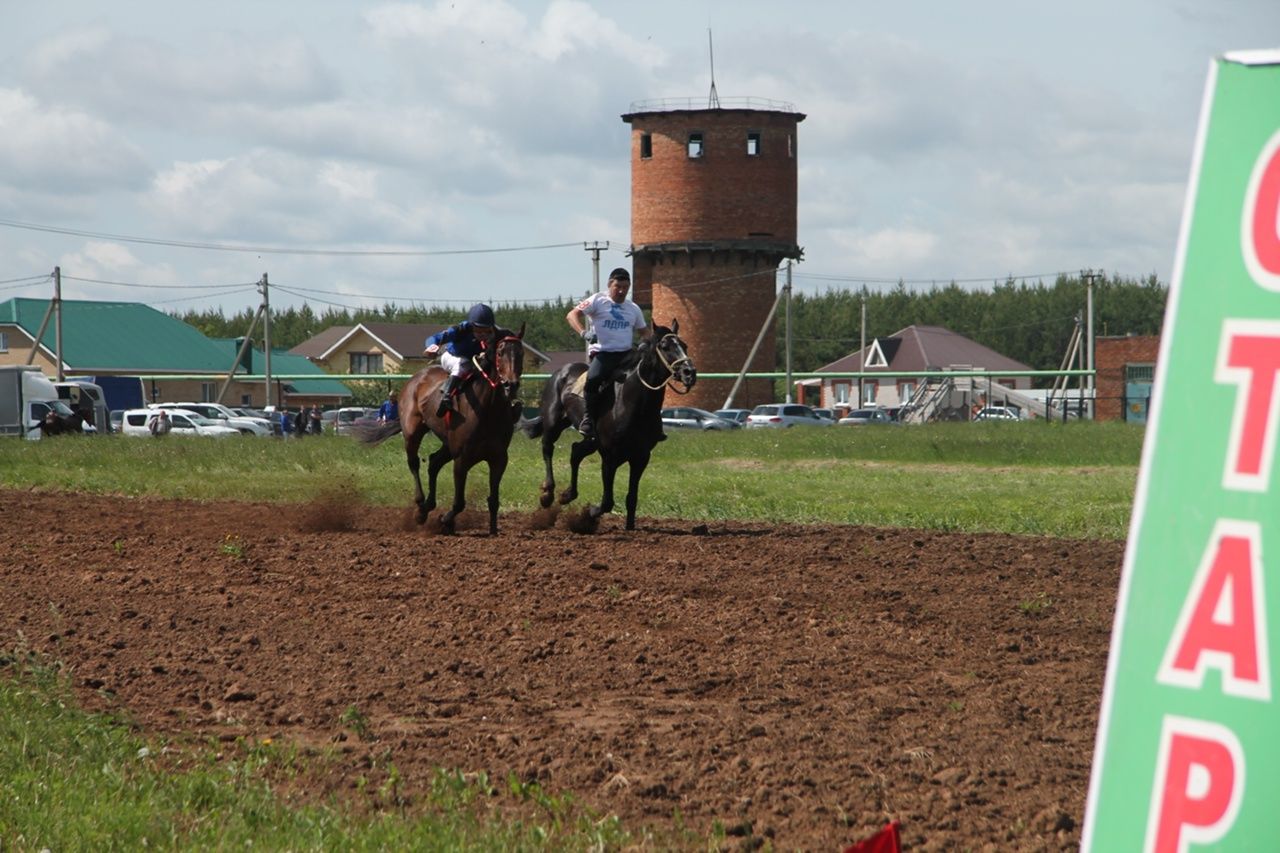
[0,297,236,373]
[211,339,352,397]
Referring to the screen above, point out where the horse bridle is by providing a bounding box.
[638,333,694,394]
[471,334,524,397]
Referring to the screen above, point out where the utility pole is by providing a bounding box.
[584,241,609,293]
[784,262,793,402]
[260,273,272,408]
[1082,269,1100,420]
[54,265,64,381]
[859,292,867,407]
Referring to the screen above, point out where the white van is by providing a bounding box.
[120,408,240,438]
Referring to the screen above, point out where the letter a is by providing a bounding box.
[1146,717,1244,853]
[1158,520,1270,701]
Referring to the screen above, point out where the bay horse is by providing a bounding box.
[354,324,525,534]
[519,320,695,530]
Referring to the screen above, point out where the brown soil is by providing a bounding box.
[0,488,1122,851]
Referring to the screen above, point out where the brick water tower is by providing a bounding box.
[622,97,804,410]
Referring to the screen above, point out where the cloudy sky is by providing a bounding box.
[0,1,1274,316]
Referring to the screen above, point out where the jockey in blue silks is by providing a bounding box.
[423,303,496,417]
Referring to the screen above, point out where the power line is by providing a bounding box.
[795,270,1073,286]
[0,273,52,286]
[62,274,259,290]
[0,217,584,257]
[150,287,260,306]
[271,283,576,311]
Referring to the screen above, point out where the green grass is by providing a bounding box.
[0,420,1143,539]
[0,647,639,851]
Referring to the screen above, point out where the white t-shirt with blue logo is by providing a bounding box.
[576,293,647,352]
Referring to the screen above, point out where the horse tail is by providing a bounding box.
[351,420,403,446]
[518,414,543,439]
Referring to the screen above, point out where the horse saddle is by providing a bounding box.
[568,365,628,399]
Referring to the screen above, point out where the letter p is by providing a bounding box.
[1147,717,1243,853]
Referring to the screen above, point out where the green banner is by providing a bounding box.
[1083,52,1280,851]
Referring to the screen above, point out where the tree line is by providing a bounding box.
[175,272,1166,373]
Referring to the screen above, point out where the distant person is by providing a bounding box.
[309,405,323,435]
[280,409,294,437]
[565,267,651,437]
[424,303,497,417]
[147,409,171,437]
[378,393,399,424]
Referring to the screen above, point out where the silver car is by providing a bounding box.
[745,404,835,428]
[661,407,739,430]
[837,408,897,425]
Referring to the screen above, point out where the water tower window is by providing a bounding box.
[640,133,652,159]
[747,132,761,156]
[687,132,704,158]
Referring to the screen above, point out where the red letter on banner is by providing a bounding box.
[1158,520,1270,700]
[1147,718,1244,853]
[1243,130,1280,289]
[1216,320,1280,491]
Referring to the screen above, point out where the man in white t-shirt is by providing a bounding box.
[565,267,651,437]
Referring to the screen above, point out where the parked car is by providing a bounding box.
[110,409,125,433]
[333,407,377,435]
[838,407,897,426]
[661,407,739,430]
[120,408,240,438]
[973,406,1021,422]
[745,404,834,428]
[153,402,273,436]
[231,406,282,435]
[713,408,752,425]
[813,408,836,422]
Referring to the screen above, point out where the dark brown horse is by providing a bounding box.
[354,324,525,533]
[519,321,695,530]
[37,408,87,436]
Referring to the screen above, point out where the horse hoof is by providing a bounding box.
[558,490,577,506]
[539,492,554,509]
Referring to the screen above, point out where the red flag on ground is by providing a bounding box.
[843,820,901,853]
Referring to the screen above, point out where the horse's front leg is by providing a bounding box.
[623,450,652,531]
[425,444,452,517]
[588,455,620,520]
[405,429,429,523]
[438,457,473,534]
[561,437,596,506]
[487,453,508,535]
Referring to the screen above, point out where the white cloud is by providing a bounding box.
[0,87,150,192]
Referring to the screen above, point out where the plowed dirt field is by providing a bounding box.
[0,488,1122,850]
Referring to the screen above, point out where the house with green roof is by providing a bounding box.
[212,340,351,409]
[0,297,348,409]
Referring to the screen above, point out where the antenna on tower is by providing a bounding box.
[707,28,720,109]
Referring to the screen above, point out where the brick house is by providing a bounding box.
[1094,335,1160,422]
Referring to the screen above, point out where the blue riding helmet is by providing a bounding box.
[467,303,496,327]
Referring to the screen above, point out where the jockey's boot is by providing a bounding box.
[436,376,459,417]
[579,389,596,437]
